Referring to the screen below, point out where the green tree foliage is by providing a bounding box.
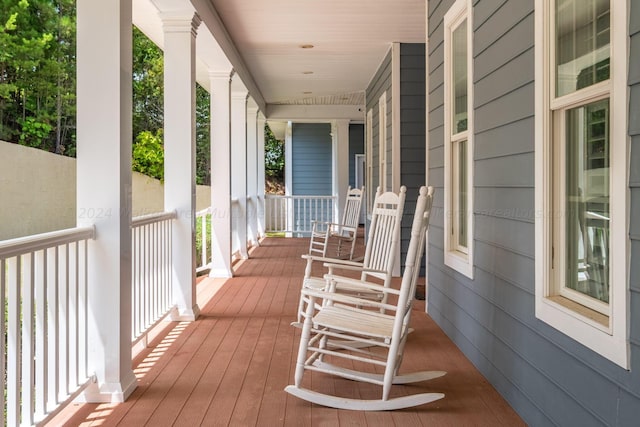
[0,0,76,154]
[132,130,164,181]
[131,27,211,184]
[264,123,284,179]
[1,7,211,183]
[195,84,210,185]
[133,26,163,139]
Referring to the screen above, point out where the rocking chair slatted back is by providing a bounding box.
[308,186,364,260]
[285,186,444,410]
[297,186,405,322]
[362,188,406,281]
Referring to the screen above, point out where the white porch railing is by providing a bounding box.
[264,195,335,236]
[231,198,241,259]
[195,207,212,273]
[131,211,177,345]
[0,226,95,426]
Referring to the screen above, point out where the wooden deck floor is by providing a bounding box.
[49,237,525,426]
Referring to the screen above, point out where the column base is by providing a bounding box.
[170,304,201,321]
[77,373,137,403]
[209,267,233,278]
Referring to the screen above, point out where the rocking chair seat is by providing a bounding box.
[312,305,398,341]
[286,186,443,411]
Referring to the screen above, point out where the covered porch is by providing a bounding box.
[48,237,524,426]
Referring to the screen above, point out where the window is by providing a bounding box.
[444,0,474,279]
[379,92,388,192]
[535,0,628,368]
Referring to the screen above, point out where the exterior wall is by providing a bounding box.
[627,2,640,423]
[348,123,364,188]
[291,123,332,196]
[0,140,211,240]
[399,43,426,268]
[426,1,640,425]
[0,140,76,240]
[366,44,426,273]
[290,123,333,235]
[366,48,392,196]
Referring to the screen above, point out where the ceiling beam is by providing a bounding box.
[267,104,365,121]
[191,0,266,113]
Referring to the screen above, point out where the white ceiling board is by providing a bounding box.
[207,0,425,107]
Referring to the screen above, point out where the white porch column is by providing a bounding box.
[209,71,233,278]
[332,120,350,223]
[284,122,293,236]
[257,112,266,238]
[76,0,136,402]
[231,79,248,259]
[246,99,259,247]
[162,11,201,321]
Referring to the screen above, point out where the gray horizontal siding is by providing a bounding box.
[399,43,426,269]
[366,48,392,200]
[348,124,364,188]
[629,7,640,417]
[291,123,331,196]
[428,0,640,424]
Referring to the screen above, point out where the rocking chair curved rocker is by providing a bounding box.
[285,186,445,411]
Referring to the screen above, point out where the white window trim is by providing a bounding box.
[392,42,402,193]
[534,0,630,369]
[366,109,374,216]
[379,91,388,192]
[443,0,474,279]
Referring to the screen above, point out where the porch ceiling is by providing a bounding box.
[134,0,426,120]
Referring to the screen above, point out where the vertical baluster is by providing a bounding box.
[201,214,206,268]
[0,258,6,427]
[143,224,149,332]
[168,219,173,310]
[153,221,158,322]
[161,219,166,312]
[132,226,138,340]
[47,246,59,411]
[34,249,47,420]
[60,243,69,399]
[166,219,170,312]
[21,253,35,425]
[68,242,78,391]
[7,256,20,427]
[79,239,88,382]
[161,220,166,315]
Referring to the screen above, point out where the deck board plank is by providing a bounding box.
[47,235,525,427]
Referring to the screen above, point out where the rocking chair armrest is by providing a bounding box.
[301,254,364,268]
[301,286,394,311]
[312,221,356,232]
[323,273,401,296]
[322,262,386,276]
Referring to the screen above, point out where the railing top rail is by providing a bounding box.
[131,210,177,228]
[265,194,336,200]
[0,226,95,259]
[196,207,211,217]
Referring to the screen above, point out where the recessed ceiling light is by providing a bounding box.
[302,71,314,74]
[300,44,314,49]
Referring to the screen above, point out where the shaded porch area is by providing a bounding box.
[49,237,524,426]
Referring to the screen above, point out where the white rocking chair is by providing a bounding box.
[297,186,406,323]
[285,186,445,411]
[308,186,364,261]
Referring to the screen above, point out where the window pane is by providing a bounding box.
[565,99,609,303]
[452,20,467,133]
[555,0,610,97]
[458,139,467,248]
